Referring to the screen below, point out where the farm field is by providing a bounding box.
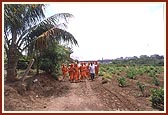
[4,64,164,111]
[4,3,165,112]
[95,64,164,111]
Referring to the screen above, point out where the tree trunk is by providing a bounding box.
[6,28,18,82]
[36,53,40,75]
[6,46,18,82]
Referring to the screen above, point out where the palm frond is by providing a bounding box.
[4,4,45,35]
[18,12,77,53]
[17,13,73,47]
[35,27,78,51]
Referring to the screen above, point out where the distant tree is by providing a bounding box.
[111,54,164,66]
[150,54,164,59]
[140,55,149,59]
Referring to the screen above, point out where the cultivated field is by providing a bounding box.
[4,64,164,111]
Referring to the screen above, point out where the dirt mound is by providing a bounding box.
[4,73,70,111]
[4,85,33,111]
[28,73,70,97]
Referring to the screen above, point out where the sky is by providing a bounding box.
[45,2,165,61]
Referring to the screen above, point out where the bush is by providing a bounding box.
[137,67,145,75]
[137,81,145,96]
[100,67,107,72]
[126,69,136,79]
[98,71,104,76]
[38,44,71,75]
[117,77,127,87]
[148,70,157,77]
[152,76,160,86]
[39,58,54,73]
[104,73,112,79]
[150,88,164,110]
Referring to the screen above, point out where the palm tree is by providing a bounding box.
[4,4,78,82]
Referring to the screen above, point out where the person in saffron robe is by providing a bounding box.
[95,61,99,77]
[83,62,87,80]
[86,62,90,78]
[68,63,75,83]
[74,63,80,83]
[79,62,84,81]
[79,62,87,81]
[61,64,68,81]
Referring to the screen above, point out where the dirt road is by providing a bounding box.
[35,79,111,111]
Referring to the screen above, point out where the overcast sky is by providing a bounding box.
[45,2,165,61]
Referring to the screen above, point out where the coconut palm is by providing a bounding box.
[4,4,78,82]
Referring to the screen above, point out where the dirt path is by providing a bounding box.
[35,79,110,111]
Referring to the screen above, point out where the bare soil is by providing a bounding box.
[4,72,164,111]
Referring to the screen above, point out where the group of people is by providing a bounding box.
[61,61,99,83]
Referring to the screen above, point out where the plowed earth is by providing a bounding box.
[4,72,164,111]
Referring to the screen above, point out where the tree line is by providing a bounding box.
[99,54,164,66]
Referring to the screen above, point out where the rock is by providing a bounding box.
[33,79,38,83]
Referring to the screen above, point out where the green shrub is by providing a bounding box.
[137,67,145,75]
[117,77,127,87]
[137,81,145,96]
[100,67,106,72]
[107,67,114,74]
[40,58,54,73]
[148,70,157,77]
[98,71,104,76]
[150,88,164,110]
[152,76,160,86]
[106,67,110,70]
[38,44,71,75]
[144,66,151,73]
[104,73,112,79]
[150,66,155,70]
[126,69,136,79]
